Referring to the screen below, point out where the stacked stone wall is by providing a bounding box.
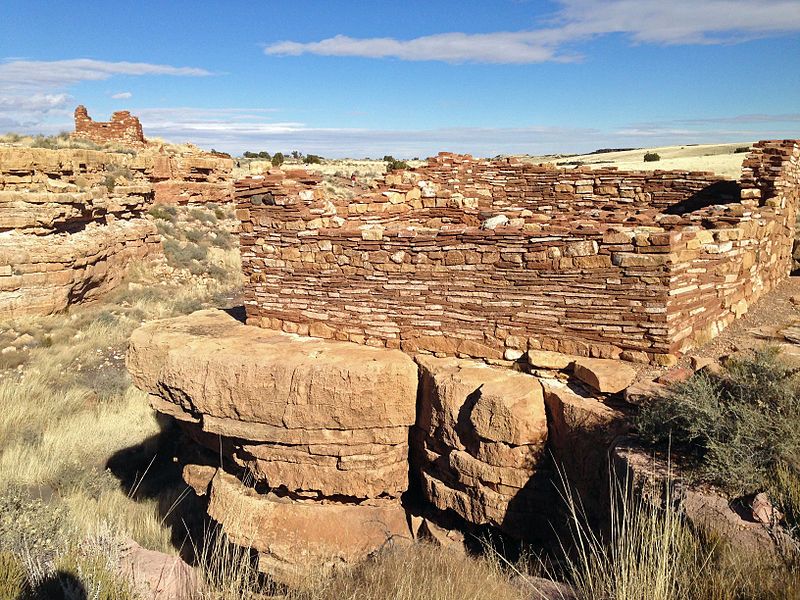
[236,141,800,364]
[72,105,145,147]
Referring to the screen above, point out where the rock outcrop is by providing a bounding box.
[147,151,233,205]
[413,356,550,536]
[0,147,161,318]
[127,310,418,581]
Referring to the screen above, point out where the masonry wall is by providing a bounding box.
[73,105,146,147]
[236,141,800,364]
[664,141,800,353]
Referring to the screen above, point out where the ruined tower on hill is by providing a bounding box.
[72,105,146,147]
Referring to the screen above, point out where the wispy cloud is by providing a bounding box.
[136,110,799,157]
[111,91,133,99]
[264,0,800,64]
[0,58,211,129]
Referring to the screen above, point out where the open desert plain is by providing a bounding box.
[1,2,800,599]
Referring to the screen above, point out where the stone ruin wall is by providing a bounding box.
[72,105,234,205]
[0,147,162,318]
[73,105,146,148]
[235,140,800,365]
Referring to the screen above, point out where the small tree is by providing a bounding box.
[643,152,661,162]
[243,151,257,158]
[258,151,271,160]
[304,154,323,164]
[291,150,303,160]
[271,152,285,167]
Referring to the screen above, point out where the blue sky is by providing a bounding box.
[1,0,799,157]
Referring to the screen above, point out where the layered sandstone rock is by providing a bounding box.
[413,355,550,536]
[0,147,161,318]
[69,105,234,204]
[148,151,233,205]
[542,380,628,523]
[127,309,418,580]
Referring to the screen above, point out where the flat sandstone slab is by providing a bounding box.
[127,309,419,430]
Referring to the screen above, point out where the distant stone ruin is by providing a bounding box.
[73,105,146,148]
[236,140,800,366]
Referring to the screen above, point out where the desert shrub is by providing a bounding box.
[183,227,206,244]
[734,146,751,153]
[560,473,800,600]
[0,491,69,559]
[0,551,32,600]
[103,165,133,192]
[643,152,661,162]
[30,135,57,149]
[271,152,285,167]
[162,238,208,269]
[147,204,177,222]
[384,155,409,172]
[188,207,218,225]
[636,347,800,495]
[36,550,135,600]
[210,230,235,250]
[303,154,323,165]
[0,349,27,370]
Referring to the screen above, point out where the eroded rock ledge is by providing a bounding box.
[128,309,629,582]
[127,310,419,580]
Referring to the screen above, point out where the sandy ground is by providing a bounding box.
[523,142,754,179]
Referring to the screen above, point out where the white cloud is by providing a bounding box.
[135,110,800,157]
[264,0,800,64]
[0,58,211,129]
[111,91,133,99]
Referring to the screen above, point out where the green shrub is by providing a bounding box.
[0,551,32,600]
[271,152,285,167]
[188,207,218,225]
[384,156,409,172]
[0,491,68,559]
[303,154,323,164]
[643,152,661,162]
[734,146,751,154]
[636,347,800,495]
[147,205,177,222]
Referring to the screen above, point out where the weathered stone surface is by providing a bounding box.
[128,309,418,499]
[413,355,549,535]
[526,350,576,370]
[0,147,161,318]
[119,539,196,600]
[573,358,637,393]
[543,380,628,522]
[206,469,411,585]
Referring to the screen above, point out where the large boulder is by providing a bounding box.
[207,470,411,585]
[412,356,549,536]
[127,310,419,583]
[127,309,418,499]
[542,380,628,523]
